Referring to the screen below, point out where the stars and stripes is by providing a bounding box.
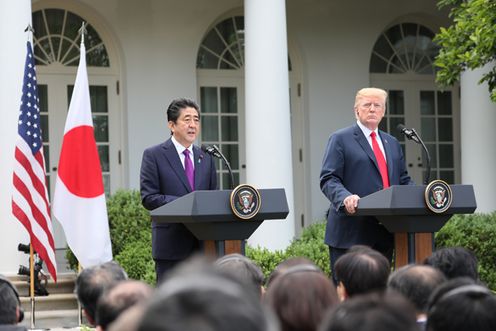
[12,42,57,282]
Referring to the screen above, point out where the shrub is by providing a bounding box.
[285,221,330,275]
[245,246,287,280]
[114,240,155,285]
[435,212,496,290]
[107,190,151,257]
[246,221,330,279]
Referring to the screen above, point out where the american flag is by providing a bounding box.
[12,42,57,282]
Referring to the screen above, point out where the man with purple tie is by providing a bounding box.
[140,98,217,283]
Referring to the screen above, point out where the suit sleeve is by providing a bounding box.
[140,148,179,211]
[320,134,353,212]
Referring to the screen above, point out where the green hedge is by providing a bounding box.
[435,212,496,290]
[246,221,330,279]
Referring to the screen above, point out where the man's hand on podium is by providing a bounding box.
[343,194,360,214]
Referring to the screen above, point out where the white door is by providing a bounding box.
[38,73,121,249]
[373,76,460,184]
[197,71,246,189]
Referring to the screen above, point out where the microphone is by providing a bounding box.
[397,124,420,143]
[201,144,235,189]
[201,144,222,158]
[396,124,431,184]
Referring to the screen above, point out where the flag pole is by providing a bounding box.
[79,22,87,45]
[78,262,82,326]
[25,25,37,329]
[76,24,86,327]
[29,243,35,329]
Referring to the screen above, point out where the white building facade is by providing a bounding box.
[1,0,494,273]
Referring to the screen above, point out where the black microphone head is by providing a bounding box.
[201,144,220,158]
[397,123,406,132]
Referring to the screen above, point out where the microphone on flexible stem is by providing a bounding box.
[396,124,431,184]
[397,124,420,143]
[201,144,235,189]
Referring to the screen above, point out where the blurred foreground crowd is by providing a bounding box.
[1,246,495,331]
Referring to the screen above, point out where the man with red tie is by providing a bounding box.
[140,98,217,283]
[320,88,413,284]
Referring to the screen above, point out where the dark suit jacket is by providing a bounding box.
[140,138,217,260]
[320,124,413,248]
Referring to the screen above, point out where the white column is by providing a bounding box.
[245,0,295,250]
[460,64,496,213]
[0,0,33,274]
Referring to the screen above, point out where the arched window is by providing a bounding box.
[32,9,109,67]
[32,8,120,200]
[197,16,244,69]
[370,22,439,74]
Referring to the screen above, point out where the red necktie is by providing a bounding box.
[370,132,389,188]
[183,149,195,190]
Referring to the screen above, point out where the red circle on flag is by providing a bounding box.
[57,126,104,198]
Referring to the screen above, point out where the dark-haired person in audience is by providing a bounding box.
[426,282,496,331]
[95,280,153,331]
[265,264,338,331]
[334,249,390,301]
[266,257,316,288]
[319,292,418,331]
[214,253,265,299]
[75,261,128,326]
[423,246,478,280]
[388,265,446,329]
[138,260,278,331]
[426,277,479,314]
[0,275,26,331]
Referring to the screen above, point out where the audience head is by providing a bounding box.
[107,304,147,331]
[138,259,277,331]
[387,264,446,315]
[426,277,478,314]
[214,253,265,298]
[334,249,390,300]
[427,283,496,331]
[319,292,418,331]
[0,275,24,325]
[423,247,478,280]
[266,257,315,287]
[95,280,153,331]
[76,261,128,325]
[265,264,338,331]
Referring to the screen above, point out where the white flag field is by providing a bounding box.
[52,40,112,268]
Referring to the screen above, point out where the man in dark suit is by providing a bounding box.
[140,98,217,283]
[320,88,413,283]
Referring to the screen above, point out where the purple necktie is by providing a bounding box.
[183,149,195,190]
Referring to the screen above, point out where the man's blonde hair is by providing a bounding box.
[354,88,388,108]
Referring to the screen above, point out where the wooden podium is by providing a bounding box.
[354,185,476,269]
[150,188,289,256]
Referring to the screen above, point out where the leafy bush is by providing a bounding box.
[245,246,287,280]
[106,190,151,257]
[114,240,155,285]
[246,221,330,279]
[435,212,496,290]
